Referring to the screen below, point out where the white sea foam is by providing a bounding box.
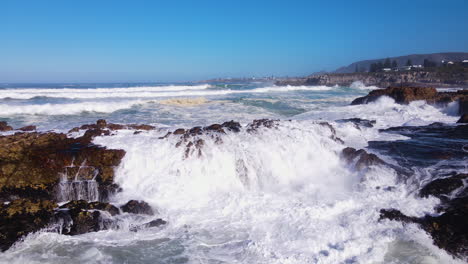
[0,85,332,100]
[0,100,145,115]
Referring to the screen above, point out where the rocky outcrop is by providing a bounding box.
[420,174,467,200]
[341,147,386,171]
[351,87,468,120]
[0,131,125,202]
[0,121,168,251]
[120,200,154,215]
[0,199,57,251]
[275,71,468,88]
[351,87,438,105]
[69,119,156,134]
[381,172,468,259]
[380,198,468,260]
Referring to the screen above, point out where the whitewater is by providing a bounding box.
[0,82,465,264]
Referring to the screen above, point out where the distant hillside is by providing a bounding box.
[335,52,468,73]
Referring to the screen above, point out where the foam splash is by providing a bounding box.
[0,85,333,100]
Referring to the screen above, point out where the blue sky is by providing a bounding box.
[2,0,468,82]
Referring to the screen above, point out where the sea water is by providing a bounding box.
[0,82,465,264]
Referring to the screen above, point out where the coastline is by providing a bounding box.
[0,86,467,262]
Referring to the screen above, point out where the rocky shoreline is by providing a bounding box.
[275,71,468,88]
[1,87,467,260]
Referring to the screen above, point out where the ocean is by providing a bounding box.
[0,82,465,264]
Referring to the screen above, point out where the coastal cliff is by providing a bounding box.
[275,71,468,88]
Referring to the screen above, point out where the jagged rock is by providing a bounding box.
[351,86,438,105]
[120,200,153,215]
[18,125,36,131]
[55,200,124,235]
[0,122,13,132]
[341,147,386,171]
[221,121,241,132]
[457,114,468,123]
[336,118,376,128]
[60,200,120,216]
[0,132,125,202]
[351,87,468,121]
[0,199,57,251]
[420,174,467,199]
[130,218,167,232]
[69,119,155,134]
[380,200,468,260]
[318,122,344,144]
[247,119,279,133]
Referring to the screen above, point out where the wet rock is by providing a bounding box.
[0,122,13,132]
[96,119,107,129]
[457,114,468,123]
[318,122,344,144]
[379,209,417,224]
[69,120,155,134]
[336,118,376,128]
[420,174,467,199]
[221,121,241,132]
[18,125,36,131]
[341,147,386,171]
[55,200,123,235]
[173,128,185,135]
[0,199,57,251]
[247,119,278,133]
[204,124,225,133]
[60,200,120,216]
[371,124,468,168]
[130,218,167,232]
[380,200,468,259]
[0,132,125,202]
[351,86,438,105]
[351,87,468,121]
[120,200,154,215]
[127,124,155,130]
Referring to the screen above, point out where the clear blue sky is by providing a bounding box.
[2,0,468,82]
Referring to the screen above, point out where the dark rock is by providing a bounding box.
[341,147,386,171]
[60,200,120,216]
[96,119,107,129]
[351,86,438,105]
[204,124,225,133]
[129,218,167,232]
[336,118,376,128]
[18,125,36,131]
[173,129,185,135]
[379,209,418,223]
[0,132,125,202]
[0,122,13,132]
[457,114,468,123]
[221,121,241,132]
[380,199,468,259]
[127,124,155,130]
[247,119,278,132]
[189,126,203,135]
[0,199,57,251]
[420,174,467,198]
[120,200,153,215]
